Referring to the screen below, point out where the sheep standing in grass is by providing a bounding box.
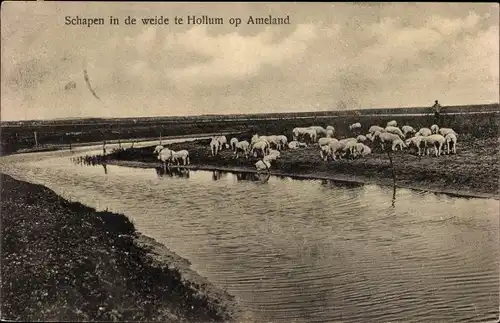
[387,120,398,127]
[251,140,270,158]
[385,126,404,138]
[431,124,439,134]
[401,125,416,138]
[318,137,338,147]
[326,129,335,138]
[374,131,404,151]
[445,133,457,155]
[353,143,371,158]
[341,140,359,159]
[277,135,288,150]
[422,134,446,157]
[438,128,457,137]
[217,136,229,150]
[170,150,190,166]
[356,135,367,143]
[368,125,385,134]
[234,141,250,159]
[326,141,347,161]
[230,137,239,151]
[303,128,318,143]
[405,136,426,156]
[366,133,374,142]
[349,122,362,133]
[416,127,432,137]
[210,137,220,156]
[288,141,300,149]
[338,137,357,145]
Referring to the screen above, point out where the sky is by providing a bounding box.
[1,2,499,121]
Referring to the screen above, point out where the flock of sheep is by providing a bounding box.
[152,120,459,172]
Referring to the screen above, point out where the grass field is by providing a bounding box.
[1,103,498,155]
[1,173,238,322]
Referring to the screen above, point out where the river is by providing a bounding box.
[1,139,498,323]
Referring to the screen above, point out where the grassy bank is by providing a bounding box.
[2,106,498,155]
[105,135,499,199]
[0,173,238,322]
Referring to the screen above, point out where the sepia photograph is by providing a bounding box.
[1,2,499,322]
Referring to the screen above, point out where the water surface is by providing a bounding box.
[1,143,498,323]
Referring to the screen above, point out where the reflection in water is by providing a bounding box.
[102,163,108,175]
[392,184,397,208]
[235,171,270,183]
[155,166,190,179]
[0,150,499,323]
[212,170,228,181]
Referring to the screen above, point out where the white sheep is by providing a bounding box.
[230,137,239,151]
[326,141,347,161]
[170,150,190,165]
[255,159,271,171]
[154,145,165,154]
[444,133,457,155]
[268,149,281,159]
[292,127,310,141]
[349,122,362,132]
[366,133,374,142]
[421,134,446,157]
[277,135,288,150]
[234,141,250,159]
[353,143,371,158]
[251,140,270,158]
[368,125,385,134]
[401,125,416,138]
[297,142,308,148]
[387,120,397,127]
[356,135,367,143]
[318,137,338,147]
[326,129,335,138]
[360,144,372,156]
[338,137,357,145]
[416,127,432,137]
[405,136,426,156]
[308,126,328,138]
[430,124,439,134]
[341,140,359,158]
[385,126,404,138]
[209,137,220,156]
[217,136,229,150]
[326,125,335,134]
[438,128,457,137]
[288,141,300,149]
[374,131,405,151]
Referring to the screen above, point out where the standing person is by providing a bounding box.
[432,100,442,125]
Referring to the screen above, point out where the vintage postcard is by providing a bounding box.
[1,2,499,323]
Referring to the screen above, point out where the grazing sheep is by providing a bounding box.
[405,136,426,156]
[341,140,359,158]
[326,141,347,161]
[385,126,404,138]
[353,143,371,158]
[416,127,432,137]
[401,125,416,138]
[356,135,367,143]
[230,137,239,151]
[326,129,335,138]
[366,133,374,142]
[288,141,300,149]
[349,122,362,132]
[234,141,250,159]
[217,136,229,150]
[444,133,457,155]
[392,138,406,151]
[360,144,372,156]
[430,124,439,134]
[157,148,173,170]
[251,140,270,158]
[338,137,357,145]
[268,149,281,159]
[303,128,318,143]
[318,137,338,147]
[308,126,328,138]
[438,128,457,137]
[421,134,446,157]
[154,145,165,154]
[255,159,271,171]
[387,120,398,127]
[292,127,310,141]
[277,135,288,150]
[368,125,385,134]
[373,131,403,151]
[171,150,190,165]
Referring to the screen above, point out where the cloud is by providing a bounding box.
[0,2,498,120]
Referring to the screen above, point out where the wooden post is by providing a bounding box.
[387,149,397,207]
[159,130,162,145]
[33,131,38,148]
